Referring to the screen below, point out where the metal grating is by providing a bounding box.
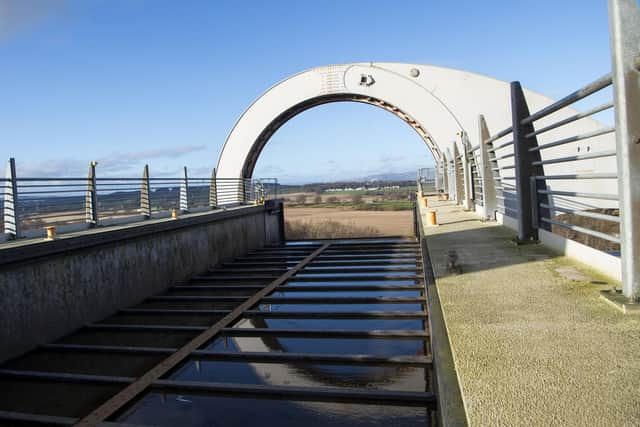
[0,238,437,426]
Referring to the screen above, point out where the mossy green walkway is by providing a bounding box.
[422,197,640,426]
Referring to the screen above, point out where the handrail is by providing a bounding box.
[521,73,612,125]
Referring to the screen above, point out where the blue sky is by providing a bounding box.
[0,0,613,183]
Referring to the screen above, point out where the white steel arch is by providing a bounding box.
[218,62,546,179]
[216,62,615,213]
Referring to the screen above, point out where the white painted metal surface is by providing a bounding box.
[217,62,616,210]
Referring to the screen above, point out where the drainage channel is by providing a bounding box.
[0,238,437,426]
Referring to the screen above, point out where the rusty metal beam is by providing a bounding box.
[73,243,331,426]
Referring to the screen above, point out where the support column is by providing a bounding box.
[140,164,151,219]
[209,168,218,209]
[3,158,20,239]
[85,161,98,227]
[460,133,473,210]
[511,82,548,242]
[609,0,640,301]
[441,157,449,196]
[446,148,456,201]
[180,166,189,213]
[478,115,497,220]
[452,144,464,203]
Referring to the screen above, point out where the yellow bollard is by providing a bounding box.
[45,226,56,240]
[171,208,178,219]
[421,197,428,208]
[427,210,437,226]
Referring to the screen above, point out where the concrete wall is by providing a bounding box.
[0,202,283,363]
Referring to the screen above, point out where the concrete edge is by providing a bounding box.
[0,204,273,267]
[600,290,640,314]
[493,211,621,283]
[538,228,621,282]
[416,203,469,427]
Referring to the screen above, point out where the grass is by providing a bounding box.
[285,219,381,239]
[285,200,414,211]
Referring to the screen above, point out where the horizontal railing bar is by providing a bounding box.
[522,73,613,125]
[526,102,614,138]
[537,189,618,201]
[485,127,513,144]
[18,212,85,220]
[17,189,86,195]
[491,139,515,151]
[17,183,89,188]
[496,153,515,160]
[540,217,621,244]
[539,204,620,223]
[535,173,617,180]
[529,127,615,152]
[532,149,616,166]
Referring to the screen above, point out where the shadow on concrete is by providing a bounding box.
[426,223,564,278]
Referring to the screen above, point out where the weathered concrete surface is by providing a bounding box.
[421,197,640,426]
[0,204,283,363]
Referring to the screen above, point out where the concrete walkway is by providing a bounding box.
[421,197,640,426]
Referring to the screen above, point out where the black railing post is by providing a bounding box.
[511,82,549,241]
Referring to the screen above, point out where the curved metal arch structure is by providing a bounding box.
[217,62,556,179]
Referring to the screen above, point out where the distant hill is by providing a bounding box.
[360,171,416,182]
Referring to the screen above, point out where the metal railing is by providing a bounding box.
[417,168,436,196]
[480,75,618,248]
[1,159,278,241]
[430,0,639,301]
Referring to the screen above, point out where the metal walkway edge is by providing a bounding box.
[0,238,439,426]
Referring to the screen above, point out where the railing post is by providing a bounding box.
[478,116,497,220]
[239,179,247,204]
[85,161,98,227]
[3,158,20,239]
[140,164,151,219]
[451,146,463,203]
[442,153,450,197]
[460,133,473,210]
[609,0,640,301]
[511,82,548,242]
[180,166,189,213]
[209,168,218,209]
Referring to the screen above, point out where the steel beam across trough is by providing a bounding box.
[0,238,440,427]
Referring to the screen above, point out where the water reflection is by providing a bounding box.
[120,393,428,427]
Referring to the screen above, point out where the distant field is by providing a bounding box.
[284,207,414,238]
